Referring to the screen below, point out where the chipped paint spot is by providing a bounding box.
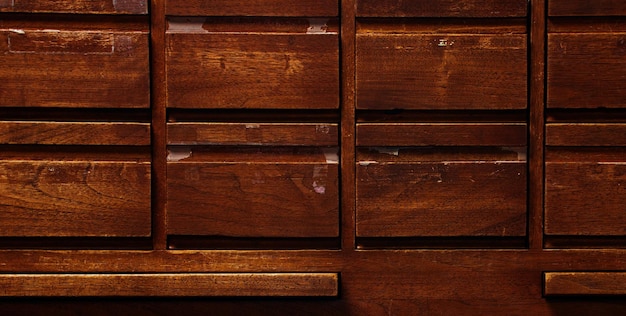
[359,161,378,166]
[167,147,192,162]
[245,124,260,129]
[307,19,329,34]
[313,181,326,194]
[322,148,339,164]
[168,17,208,33]
[316,125,331,134]
[502,147,527,161]
[9,29,25,35]
[371,147,399,156]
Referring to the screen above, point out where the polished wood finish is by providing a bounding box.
[0,273,338,297]
[0,122,150,145]
[165,0,339,17]
[549,0,626,17]
[544,272,626,296]
[0,161,151,237]
[0,0,148,14]
[357,0,528,17]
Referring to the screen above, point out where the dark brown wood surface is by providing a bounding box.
[544,272,626,296]
[545,161,626,236]
[546,123,626,146]
[0,0,147,14]
[357,123,527,146]
[357,0,528,17]
[0,122,150,145]
[166,19,339,109]
[548,32,626,109]
[165,0,339,17]
[168,123,338,146]
[167,148,339,238]
[356,33,527,110]
[0,161,151,237]
[549,0,626,16]
[0,273,338,297]
[0,29,150,108]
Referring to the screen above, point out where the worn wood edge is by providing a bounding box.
[544,272,626,296]
[0,121,150,145]
[0,273,339,297]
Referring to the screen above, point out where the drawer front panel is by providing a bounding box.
[0,30,150,108]
[0,161,151,237]
[167,151,339,238]
[0,122,150,146]
[0,0,147,14]
[549,0,626,17]
[166,19,339,110]
[357,34,527,110]
[548,33,626,109]
[357,0,528,17]
[357,160,527,237]
[545,162,626,236]
[165,0,338,17]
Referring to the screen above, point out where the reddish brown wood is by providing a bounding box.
[545,162,626,236]
[548,32,626,109]
[167,148,339,238]
[168,123,338,146]
[0,273,338,297]
[549,0,626,17]
[356,156,527,237]
[0,161,151,237]
[0,122,150,145]
[357,0,528,17]
[166,21,339,109]
[0,0,147,14]
[546,124,626,146]
[356,33,527,110]
[0,29,149,108]
[165,0,338,17]
[545,272,626,296]
[357,123,527,146]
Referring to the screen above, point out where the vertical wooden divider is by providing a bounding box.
[529,0,546,250]
[341,0,357,251]
[151,0,167,250]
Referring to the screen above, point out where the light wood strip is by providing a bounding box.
[545,272,626,296]
[0,122,150,145]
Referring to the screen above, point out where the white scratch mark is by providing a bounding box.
[372,147,399,156]
[359,161,378,166]
[9,29,25,34]
[323,148,339,164]
[245,124,260,129]
[167,147,192,162]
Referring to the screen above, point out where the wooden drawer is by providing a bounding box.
[0,160,151,237]
[0,26,149,108]
[356,26,527,110]
[165,0,338,17]
[548,32,626,109]
[0,0,147,14]
[549,0,626,17]
[356,147,527,238]
[166,18,339,110]
[544,272,626,296]
[357,0,527,17]
[167,147,339,238]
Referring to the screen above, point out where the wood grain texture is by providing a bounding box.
[545,162,626,236]
[545,272,626,296]
[0,29,149,108]
[0,0,147,14]
[0,122,150,145]
[0,161,151,237]
[356,33,527,110]
[165,0,338,17]
[167,154,339,237]
[549,0,626,17]
[356,161,527,237]
[0,273,339,297]
[166,31,339,109]
[548,33,626,109]
[546,124,626,146]
[357,0,528,17]
[357,123,527,147]
[168,123,338,146]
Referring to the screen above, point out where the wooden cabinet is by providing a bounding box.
[2,0,626,314]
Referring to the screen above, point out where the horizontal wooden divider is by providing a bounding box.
[544,272,626,296]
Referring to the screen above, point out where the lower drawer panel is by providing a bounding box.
[0,161,151,237]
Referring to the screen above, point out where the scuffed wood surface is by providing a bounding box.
[0,122,150,145]
[0,29,149,108]
[357,33,527,110]
[0,0,147,14]
[549,0,626,16]
[0,273,339,297]
[357,0,528,17]
[545,272,626,296]
[0,161,151,237]
[165,0,338,17]
[546,124,626,146]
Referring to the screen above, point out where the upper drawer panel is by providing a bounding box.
[166,18,339,110]
[166,0,338,17]
[0,0,148,14]
[548,33,626,109]
[357,33,527,110]
[357,0,528,17]
[0,28,150,108]
[549,0,626,17]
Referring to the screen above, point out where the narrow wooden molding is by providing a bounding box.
[544,272,626,296]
